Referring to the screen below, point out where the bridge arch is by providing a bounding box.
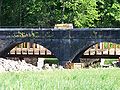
[72,41,120,63]
[72,41,97,63]
[9,42,55,56]
[1,28,120,66]
[0,40,60,60]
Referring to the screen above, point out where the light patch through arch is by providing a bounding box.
[9,42,55,57]
[84,42,120,55]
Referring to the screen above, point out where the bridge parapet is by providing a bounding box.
[0,28,120,39]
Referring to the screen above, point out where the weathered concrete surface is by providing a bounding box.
[0,28,120,65]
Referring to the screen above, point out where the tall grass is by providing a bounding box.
[0,68,120,90]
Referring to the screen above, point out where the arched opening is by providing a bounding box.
[84,42,120,56]
[6,42,59,67]
[72,42,120,68]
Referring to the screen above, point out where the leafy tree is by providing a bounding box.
[22,0,99,28]
[96,0,120,27]
[64,0,99,27]
[25,0,63,27]
[0,0,3,26]
[1,0,120,28]
[1,0,29,26]
[1,0,21,26]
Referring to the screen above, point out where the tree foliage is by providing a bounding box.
[0,0,120,28]
[96,0,120,27]
[64,0,99,27]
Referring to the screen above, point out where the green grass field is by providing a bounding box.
[0,68,120,90]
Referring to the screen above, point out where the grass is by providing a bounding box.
[0,68,120,90]
[104,59,117,65]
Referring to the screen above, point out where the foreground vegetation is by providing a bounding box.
[0,68,120,90]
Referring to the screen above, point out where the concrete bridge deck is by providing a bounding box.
[0,28,120,65]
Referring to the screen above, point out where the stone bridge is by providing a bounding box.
[0,28,120,65]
